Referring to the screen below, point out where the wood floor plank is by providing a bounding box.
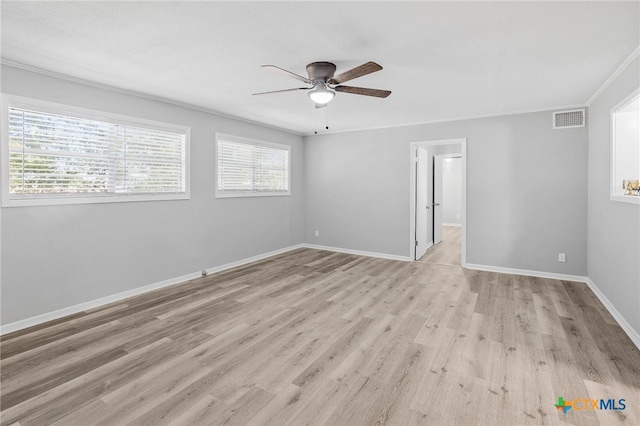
[357,315,426,384]
[2,234,639,425]
[271,377,348,426]
[532,291,565,336]
[0,320,123,381]
[1,347,128,411]
[244,383,302,425]
[96,363,213,425]
[49,399,110,426]
[562,280,619,326]
[543,333,601,426]
[209,386,275,426]
[1,337,175,426]
[165,394,222,426]
[291,316,374,388]
[583,379,640,426]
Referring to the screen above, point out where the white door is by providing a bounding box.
[415,147,430,259]
[433,154,444,244]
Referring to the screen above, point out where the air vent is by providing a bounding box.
[553,109,585,129]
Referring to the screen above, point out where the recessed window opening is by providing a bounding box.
[216,133,290,198]
[2,95,190,207]
[611,89,640,204]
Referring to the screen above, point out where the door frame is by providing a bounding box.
[409,138,467,265]
[433,153,444,246]
[415,146,431,260]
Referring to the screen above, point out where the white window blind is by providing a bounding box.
[5,102,188,205]
[216,135,290,197]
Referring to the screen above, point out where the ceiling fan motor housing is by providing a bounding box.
[306,62,336,82]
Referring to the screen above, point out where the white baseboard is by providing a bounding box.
[0,270,197,335]
[302,243,412,262]
[463,262,588,283]
[0,244,305,336]
[204,244,305,275]
[584,278,640,350]
[442,223,462,227]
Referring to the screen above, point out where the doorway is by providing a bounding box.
[409,138,467,265]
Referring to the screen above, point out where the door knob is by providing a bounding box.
[433,203,440,206]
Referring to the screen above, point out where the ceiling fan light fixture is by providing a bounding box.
[308,84,335,104]
[258,61,390,104]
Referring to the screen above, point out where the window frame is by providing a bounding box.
[1,94,191,207]
[610,88,640,205]
[215,133,291,198]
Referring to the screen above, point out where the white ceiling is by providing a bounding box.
[1,1,638,135]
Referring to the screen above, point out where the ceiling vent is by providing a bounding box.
[553,109,585,129]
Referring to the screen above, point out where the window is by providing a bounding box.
[1,95,190,206]
[216,133,290,198]
[611,88,640,204]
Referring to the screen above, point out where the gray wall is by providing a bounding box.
[587,56,640,336]
[0,65,304,325]
[304,111,588,275]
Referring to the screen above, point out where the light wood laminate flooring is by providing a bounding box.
[419,225,462,266]
[1,248,639,425]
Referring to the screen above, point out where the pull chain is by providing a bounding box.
[325,104,329,130]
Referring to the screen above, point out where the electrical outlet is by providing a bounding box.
[558,253,566,263]
[315,230,319,237]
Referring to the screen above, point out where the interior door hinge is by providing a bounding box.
[415,241,418,246]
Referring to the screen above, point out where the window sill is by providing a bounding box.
[215,192,290,199]
[2,192,190,207]
[610,194,640,205]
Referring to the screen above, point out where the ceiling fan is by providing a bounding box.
[253,61,391,107]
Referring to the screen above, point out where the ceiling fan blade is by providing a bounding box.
[315,103,327,109]
[328,61,382,85]
[252,87,309,96]
[334,85,391,98]
[261,65,312,84]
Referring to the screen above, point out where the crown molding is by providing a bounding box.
[586,46,640,106]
